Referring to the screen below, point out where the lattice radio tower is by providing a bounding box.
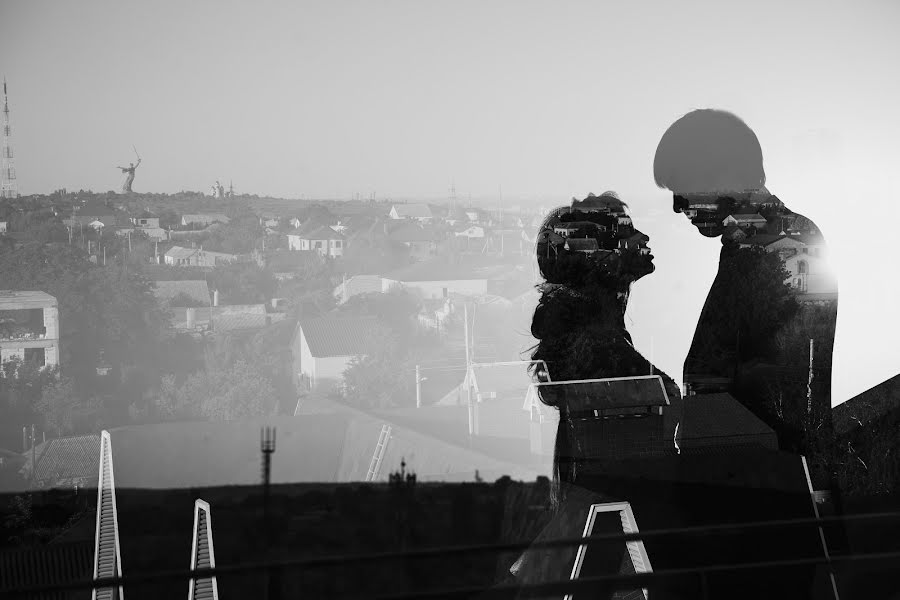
[1,78,17,199]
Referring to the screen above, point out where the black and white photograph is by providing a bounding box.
[1,1,899,598]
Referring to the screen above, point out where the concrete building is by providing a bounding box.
[164,246,237,267]
[381,260,488,300]
[389,203,433,222]
[0,291,59,369]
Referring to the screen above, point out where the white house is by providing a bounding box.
[289,217,302,229]
[292,316,381,391]
[131,212,160,229]
[0,221,7,234]
[722,213,767,229]
[454,225,485,239]
[783,253,837,295]
[389,203,433,222]
[286,226,345,257]
[382,260,489,300]
[181,214,230,227]
[164,246,237,267]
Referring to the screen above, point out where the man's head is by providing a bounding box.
[654,109,766,237]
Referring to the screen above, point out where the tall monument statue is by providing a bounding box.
[117,147,142,193]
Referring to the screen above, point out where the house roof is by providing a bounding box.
[289,226,345,241]
[382,259,485,282]
[334,275,383,299]
[468,362,536,403]
[524,376,670,414]
[169,304,270,331]
[564,238,600,252]
[678,393,777,451]
[727,213,767,223]
[391,203,433,219]
[182,213,230,224]
[152,280,210,305]
[165,245,199,260]
[108,417,350,488]
[20,434,101,488]
[297,316,381,358]
[0,290,57,309]
[387,222,438,243]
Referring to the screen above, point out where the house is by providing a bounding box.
[783,253,837,294]
[386,222,438,261]
[286,226,345,258]
[722,225,747,242]
[0,290,59,370]
[389,203,433,222]
[180,214,230,227]
[292,316,381,391]
[289,217,302,229]
[19,434,101,490]
[573,191,627,215]
[0,221,7,234]
[131,211,160,229]
[88,219,105,231]
[553,221,603,238]
[454,225,486,239]
[617,231,650,254]
[381,260,489,300]
[333,274,383,304]
[65,201,120,228]
[722,213,768,229]
[169,304,275,333]
[564,238,600,253]
[152,280,210,306]
[164,246,238,267]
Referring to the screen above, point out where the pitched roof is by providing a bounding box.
[564,238,600,252]
[524,376,670,415]
[0,290,57,309]
[165,245,200,259]
[182,213,230,224]
[169,304,270,331]
[152,280,210,305]
[289,226,345,240]
[297,316,381,357]
[726,213,767,223]
[382,259,485,282]
[20,434,101,488]
[387,222,438,243]
[390,203,433,219]
[335,275,383,299]
[678,393,778,451]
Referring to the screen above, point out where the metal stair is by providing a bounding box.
[365,424,392,482]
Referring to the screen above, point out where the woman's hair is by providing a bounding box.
[653,109,766,194]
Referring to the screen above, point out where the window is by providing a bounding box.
[334,240,342,248]
[798,260,808,274]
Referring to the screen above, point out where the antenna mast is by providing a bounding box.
[1,78,17,199]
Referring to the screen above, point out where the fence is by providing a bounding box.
[3,511,900,599]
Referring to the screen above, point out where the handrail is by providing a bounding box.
[3,510,898,597]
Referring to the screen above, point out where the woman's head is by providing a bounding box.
[534,192,654,292]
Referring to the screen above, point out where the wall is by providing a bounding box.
[383,278,488,300]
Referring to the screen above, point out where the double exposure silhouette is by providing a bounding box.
[529,192,681,507]
[654,109,838,487]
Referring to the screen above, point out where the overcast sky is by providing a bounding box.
[2,0,899,404]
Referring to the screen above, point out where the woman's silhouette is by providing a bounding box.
[529,192,681,508]
[505,192,682,595]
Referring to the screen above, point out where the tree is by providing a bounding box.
[154,360,276,421]
[342,324,414,409]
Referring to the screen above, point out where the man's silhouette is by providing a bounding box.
[654,109,837,486]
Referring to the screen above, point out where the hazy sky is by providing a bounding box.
[2,0,899,403]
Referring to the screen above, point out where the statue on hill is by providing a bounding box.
[117,151,142,193]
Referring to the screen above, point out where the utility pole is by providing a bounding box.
[260,426,276,530]
[415,364,422,409]
[807,338,815,417]
[1,78,18,198]
[464,303,474,437]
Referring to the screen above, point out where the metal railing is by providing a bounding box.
[4,510,899,599]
